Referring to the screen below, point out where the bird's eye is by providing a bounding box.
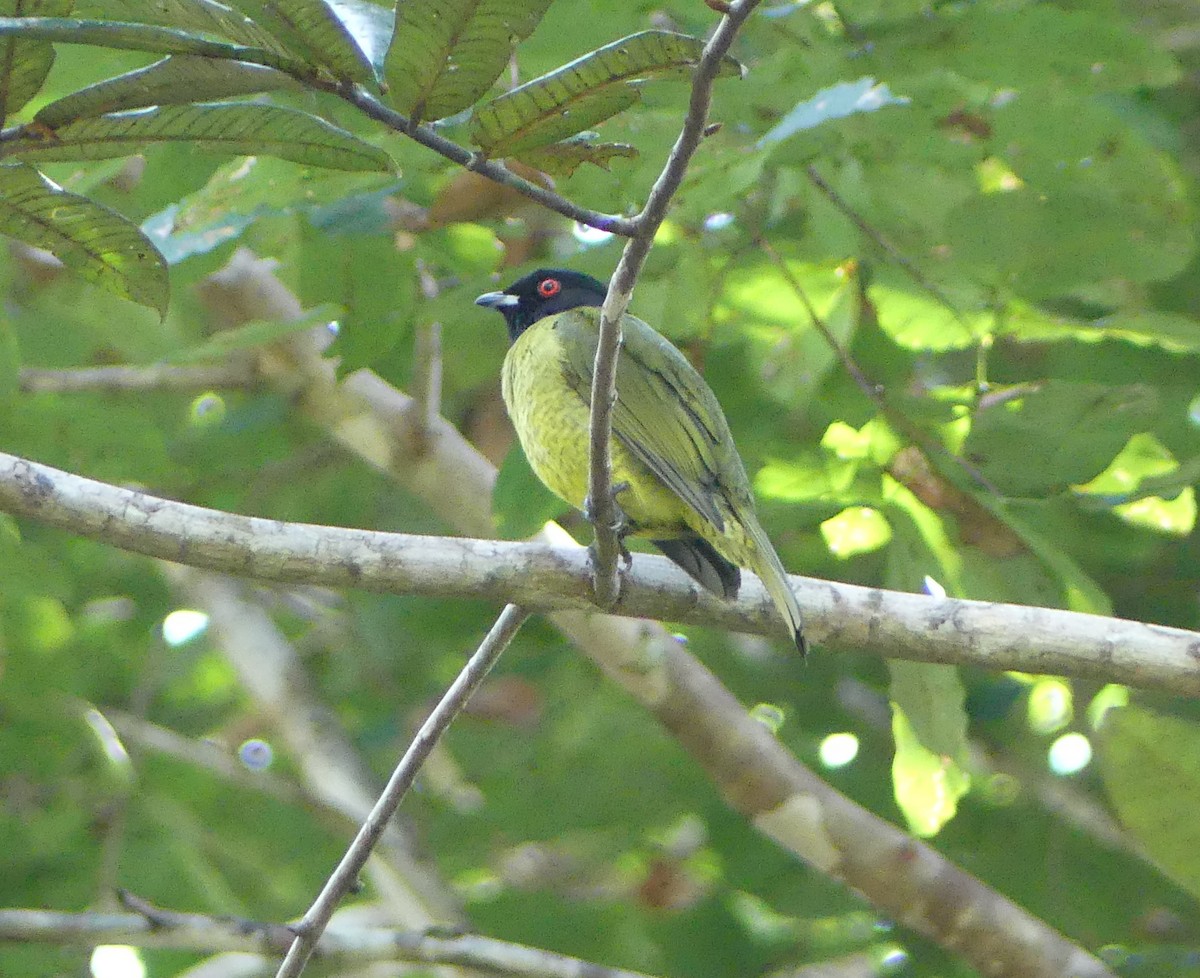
[537,278,561,298]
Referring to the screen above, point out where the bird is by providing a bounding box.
[476,267,807,655]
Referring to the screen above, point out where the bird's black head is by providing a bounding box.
[476,268,607,343]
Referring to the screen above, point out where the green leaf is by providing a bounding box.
[493,443,569,539]
[168,304,340,362]
[224,0,377,82]
[515,133,637,177]
[0,162,168,314]
[892,705,970,838]
[0,16,300,69]
[1099,706,1200,901]
[35,56,302,128]
[72,0,291,53]
[385,0,552,122]
[3,103,394,172]
[758,77,909,147]
[0,1,72,124]
[963,382,1158,497]
[470,30,742,156]
[889,661,968,764]
[297,229,413,375]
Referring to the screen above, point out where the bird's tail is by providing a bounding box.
[744,518,808,656]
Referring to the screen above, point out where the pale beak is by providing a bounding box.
[475,291,519,309]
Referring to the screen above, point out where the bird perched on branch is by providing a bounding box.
[476,268,807,655]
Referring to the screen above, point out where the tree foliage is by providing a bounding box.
[1,1,1199,977]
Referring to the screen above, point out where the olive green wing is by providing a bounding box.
[553,308,750,531]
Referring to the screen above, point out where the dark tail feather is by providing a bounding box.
[651,536,741,600]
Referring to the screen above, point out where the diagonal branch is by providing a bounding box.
[332,83,636,237]
[1,449,1196,698]
[586,0,762,605]
[275,604,529,978]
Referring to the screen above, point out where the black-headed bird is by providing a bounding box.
[477,268,807,655]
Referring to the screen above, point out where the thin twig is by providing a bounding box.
[409,261,443,450]
[759,238,1002,496]
[333,84,636,237]
[275,604,530,978]
[3,450,1197,696]
[803,164,961,314]
[18,361,259,393]
[0,903,663,978]
[757,238,879,402]
[586,0,762,606]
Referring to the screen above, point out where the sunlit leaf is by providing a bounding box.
[386,0,552,122]
[515,133,638,177]
[1099,706,1200,901]
[892,707,970,838]
[0,162,168,314]
[470,31,742,156]
[819,506,892,558]
[3,103,394,172]
[35,56,301,128]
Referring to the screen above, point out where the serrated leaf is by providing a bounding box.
[470,30,742,156]
[35,56,301,128]
[3,103,394,172]
[0,17,298,69]
[385,0,552,123]
[0,1,72,124]
[1098,706,1200,901]
[72,0,290,53]
[0,162,168,314]
[225,0,376,82]
[515,133,637,177]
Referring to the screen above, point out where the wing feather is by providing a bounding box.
[553,308,749,531]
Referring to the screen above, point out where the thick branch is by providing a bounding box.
[1,450,1196,697]
[0,905,659,978]
[587,0,762,603]
[276,605,529,978]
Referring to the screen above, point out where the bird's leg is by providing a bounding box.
[585,480,634,570]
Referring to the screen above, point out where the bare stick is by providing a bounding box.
[0,903,662,978]
[586,0,762,606]
[2,450,1196,696]
[804,164,960,313]
[409,261,443,450]
[19,362,258,393]
[275,604,529,978]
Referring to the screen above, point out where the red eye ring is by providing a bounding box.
[537,278,561,298]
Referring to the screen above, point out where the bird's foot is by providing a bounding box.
[586,481,633,606]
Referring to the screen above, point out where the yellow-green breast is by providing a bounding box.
[502,315,692,535]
